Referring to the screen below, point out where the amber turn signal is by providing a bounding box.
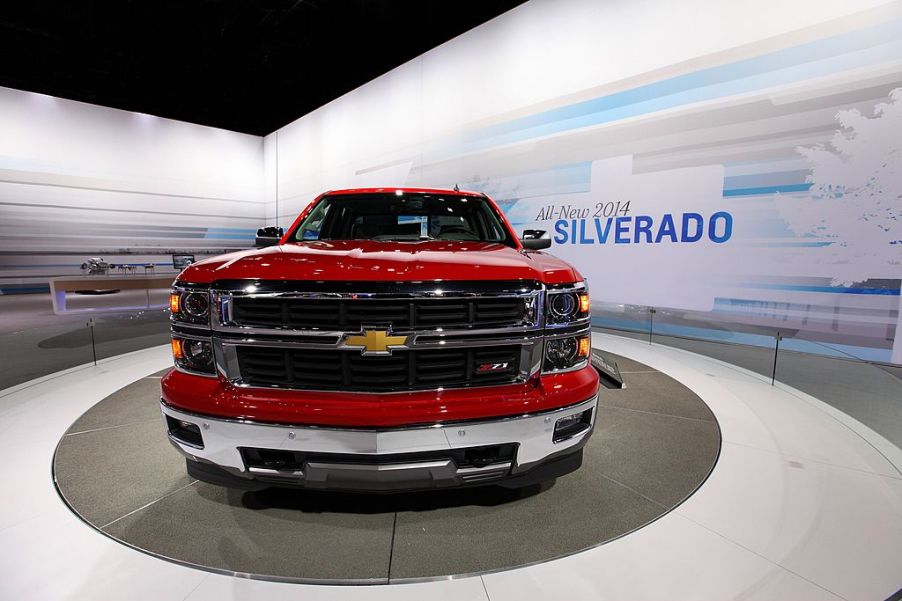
[578,335,591,358]
[171,338,184,360]
[579,293,590,314]
[169,293,180,314]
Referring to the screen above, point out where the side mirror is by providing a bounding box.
[255,226,284,248]
[520,229,551,250]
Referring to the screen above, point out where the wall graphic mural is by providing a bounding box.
[267,0,902,364]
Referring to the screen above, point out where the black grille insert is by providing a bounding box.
[236,345,521,391]
[240,444,517,471]
[230,296,528,331]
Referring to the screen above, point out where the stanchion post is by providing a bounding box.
[87,317,97,366]
[771,331,782,386]
[648,307,656,345]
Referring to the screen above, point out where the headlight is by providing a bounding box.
[172,336,215,375]
[543,335,591,372]
[546,286,589,325]
[169,287,211,326]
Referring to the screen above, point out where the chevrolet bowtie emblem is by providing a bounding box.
[344,328,409,356]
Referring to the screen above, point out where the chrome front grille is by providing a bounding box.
[204,280,548,392]
[230,296,529,331]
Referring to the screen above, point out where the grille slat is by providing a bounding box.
[236,346,521,391]
[231,296,527,330]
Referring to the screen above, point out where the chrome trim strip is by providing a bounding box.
[541,358,591,375]
[248,466,304,477]
[216,333,543,350]
[212,288,541,336]
[209,279,544,295]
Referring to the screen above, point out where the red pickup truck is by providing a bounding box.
[161,188,598,492]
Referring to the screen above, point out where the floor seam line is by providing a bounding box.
[678,512,851,601]
[596,403,715,424]
[100,479,199,530]
[179,573,210,601]
[597,472,669,510]
[65,418,161,436]
[386,511,398,583]
[480,574,492,600]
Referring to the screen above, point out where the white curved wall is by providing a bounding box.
[0,88,265,290]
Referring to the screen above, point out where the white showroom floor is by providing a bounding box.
[1,332,900,601]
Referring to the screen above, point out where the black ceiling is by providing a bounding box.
[0,0,527,136]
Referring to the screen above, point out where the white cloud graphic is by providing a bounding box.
[776,88,902,286]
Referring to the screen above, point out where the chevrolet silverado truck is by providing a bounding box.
[162,187,598,492]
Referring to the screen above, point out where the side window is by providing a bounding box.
[296,202,329,241]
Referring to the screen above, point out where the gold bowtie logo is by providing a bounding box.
[344,329,409,355]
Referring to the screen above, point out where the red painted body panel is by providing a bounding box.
[161,365,598,428]
[175,240,580,285]
[168,188,595,427]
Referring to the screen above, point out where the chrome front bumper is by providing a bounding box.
[161,395,597,491]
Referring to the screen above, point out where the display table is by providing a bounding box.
[49,273,175,314]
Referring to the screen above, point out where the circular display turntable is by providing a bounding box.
[53,352,720,583]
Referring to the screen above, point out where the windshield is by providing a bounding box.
[291,193,514,245]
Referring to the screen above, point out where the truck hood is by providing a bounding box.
[177,240,581,285]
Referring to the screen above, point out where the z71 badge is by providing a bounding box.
[477,361,510,373]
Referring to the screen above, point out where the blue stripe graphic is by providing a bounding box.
[453,18,902,154]
[723,183,813,196]
[741,283,900,296]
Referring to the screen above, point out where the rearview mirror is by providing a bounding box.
[255,226,284,248]
[520,229,551,250]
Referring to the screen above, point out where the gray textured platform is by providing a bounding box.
[53,352,720,583]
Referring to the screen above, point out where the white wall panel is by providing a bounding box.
[0,87,265,290]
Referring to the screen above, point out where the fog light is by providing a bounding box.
[166,415,204,448]
[553,409,592,443]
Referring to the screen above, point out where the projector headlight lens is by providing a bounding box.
[172,336,215,375]
[546,337,577,364]
[546,286,590,324]
[549,292,579,320]
[543,335,590,372]
[169,286,212,326]
[183,292,210,318]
